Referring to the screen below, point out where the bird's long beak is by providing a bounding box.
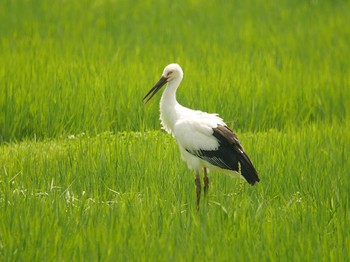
[142,76,168,104]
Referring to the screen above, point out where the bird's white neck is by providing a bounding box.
[160,78,182,133]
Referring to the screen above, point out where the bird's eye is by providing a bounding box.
[167,71,173,77]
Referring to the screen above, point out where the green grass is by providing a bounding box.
[1,0,350,261]
[1,125,349,261]
[1,0,349,142]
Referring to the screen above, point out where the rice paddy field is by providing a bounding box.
[1,0,350,261]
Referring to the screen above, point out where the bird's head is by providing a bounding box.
[143,63,183,104]
[161,63,184,81]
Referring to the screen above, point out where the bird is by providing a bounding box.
[143,63,259,209]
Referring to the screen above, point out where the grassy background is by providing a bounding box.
[0,0,349,261]
[1,0,349,141]
[1,126,349,261]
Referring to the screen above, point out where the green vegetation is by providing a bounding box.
[0,0,349,261]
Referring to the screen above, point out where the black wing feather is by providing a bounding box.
[186,125,260,185]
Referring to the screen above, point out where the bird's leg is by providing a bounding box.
[195,171,201,210]
[204,167,209,197]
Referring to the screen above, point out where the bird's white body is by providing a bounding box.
[143,63,259,208]
[143,63,259,193]
[158,65,233,173]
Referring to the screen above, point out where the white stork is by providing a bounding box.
[143,63,259,209]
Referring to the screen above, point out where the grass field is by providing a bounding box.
[1,0,350,261]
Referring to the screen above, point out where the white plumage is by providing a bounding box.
[143,63,259,209]
[173,113,224,170]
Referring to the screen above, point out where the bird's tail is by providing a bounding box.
[239,152,260,185]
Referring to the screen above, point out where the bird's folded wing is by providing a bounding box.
[174,121,246,172]
[173,116,223,152]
